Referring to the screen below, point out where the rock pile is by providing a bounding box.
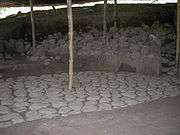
[28,26,161,75]
[151,22,177,76]
[28,32,68,66]
[0,22,177,76]
[0,39,31,58]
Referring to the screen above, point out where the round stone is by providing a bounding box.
[85,100,97,105]
[29,103,50,110]
[0,121,12,128]
[11,114,25,124]
[87,95,100,101]
[1,99,14,106]
[121,92,137,98]
[100,92,111,98]
[14,97,27,102]
[81,104,97,113]
[51,100,67,108]
[25,111,42,121]
[69,110,81,115]
[55,56,61,60]
[98,103,112,111]
[136,95,149,102]
[41,113,58,119]
[29,56,38,62]
[99,97,111,103]
[0,113,20,122]
[0,105,10,114]
[123,98,138,105]
[111,100,126,107]
[13,102,29,107]
[14,90,27,97]
[65,94,76,102]
[29,97,47,103]
[12,107,27,113]
[58,106,71,114]
[69,100,83,111]
[39,108,57,115]
[44,61,50,66]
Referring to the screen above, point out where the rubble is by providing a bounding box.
[0,22,177,76]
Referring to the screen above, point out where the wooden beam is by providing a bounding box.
[29,0,36,49]
[103,0,107,46]
[176,0,180,78]
[113,0,117,28]
[67,0,74,90]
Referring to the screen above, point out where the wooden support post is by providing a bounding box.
[67,0,74,90]
[52,5,56,10]
[113,0,117,28]
[176,0,180,78]
[103,0,107,46]
[29,0,36,49]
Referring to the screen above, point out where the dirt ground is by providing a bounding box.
[0,95,180,135]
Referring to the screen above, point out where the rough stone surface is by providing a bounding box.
[25,111,41,121]
[82,104,98,112]
[21,25,175,76]
[58,106,71,114]
[69,100,83,111]
[98,103,112,111]
[29,103,50,111]
[1,23,176,76]
[0,121,12,128]
[0,71,179,127]
[51,100,67,108]
[39,107,57,115]
[0,105,10,114]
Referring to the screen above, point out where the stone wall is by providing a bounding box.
[26,26,161,76]
[0,22,176,76]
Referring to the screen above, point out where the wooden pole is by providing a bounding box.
[29,0,36,49]
[52,5,56,10]
[103,0,107,46]
[113,0,117,28]
[67,0,74,90]
[176,0,180,78]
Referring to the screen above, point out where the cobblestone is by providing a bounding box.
[82,104,98,112]
[98,103,112,111]
[0,71,179,127]
[58,106,71,114]
[0,121,12,128]
[0,105,10,114]
[29,103,50,110]
[25,111,41,121]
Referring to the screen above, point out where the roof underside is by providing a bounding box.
[0,0,101,7]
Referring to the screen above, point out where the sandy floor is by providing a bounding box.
[0,95,180,135]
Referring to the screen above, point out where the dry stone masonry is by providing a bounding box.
[0,22,176,76]
[0,71,179,128]
[27,26,161,76]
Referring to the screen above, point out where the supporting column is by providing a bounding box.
[67,0,74,90]
[113,0,117,28]
[29,0,36,49]
[176,0,180,78]
[103,0,107,46]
